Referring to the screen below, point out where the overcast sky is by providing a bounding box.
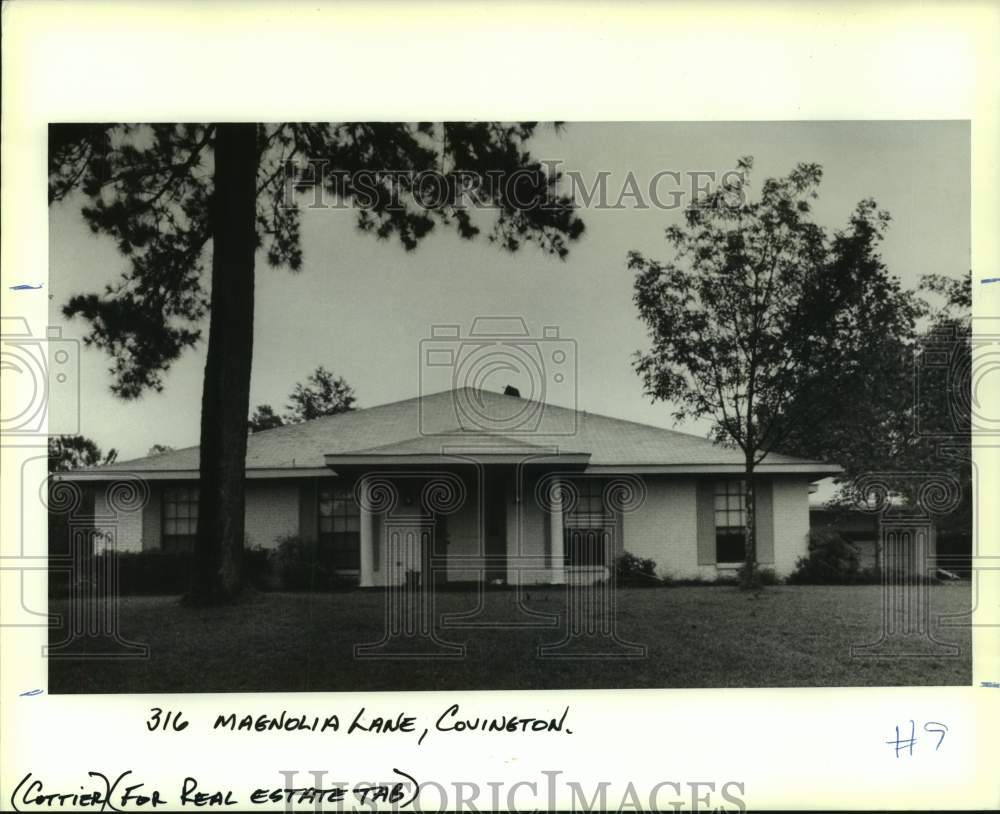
[49,121,969,465]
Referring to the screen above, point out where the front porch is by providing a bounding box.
[308,452,626,588]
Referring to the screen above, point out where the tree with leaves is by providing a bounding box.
[247,404,285,434]
[249,365,356,432]
[778,271,972,527]
[48,435,118,473]
[629,157,920,586]
[49,122,583,603]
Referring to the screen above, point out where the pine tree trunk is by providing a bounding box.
[189,123,259,604]
[742,456,758,588]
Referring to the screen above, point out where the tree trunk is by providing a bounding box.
[742,455,758,588]
[189,123,259,604]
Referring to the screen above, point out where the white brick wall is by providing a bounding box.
[622,477,700,580]
[243,481,300,550]
[124,481,301,552]
[92,489,144,553]
[622,475,813,580]
[116,474,814,582]
[770,477,811,576]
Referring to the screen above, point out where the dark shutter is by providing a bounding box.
[142,487,161,551]
[755,479,774,565]
[696,480,715,565]
[299,479,318,544]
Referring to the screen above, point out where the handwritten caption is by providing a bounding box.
[148,703,573,747]
[8,703,573,810]
[11,769,417,811]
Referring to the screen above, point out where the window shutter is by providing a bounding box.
[755,480,774,565]
[142,487,161,551]
[299,479,318,544]
[696,480,715,565]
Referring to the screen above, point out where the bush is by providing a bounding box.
[787,529,862,584]
[272,536,355,592]
[614,551,662,586]
[243,546,274,591]
[48,542,334,596]
[95,550,195,595]
[736,562,780,589]
[272,536,329,591]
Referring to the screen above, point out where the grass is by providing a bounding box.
[48,584,972,693]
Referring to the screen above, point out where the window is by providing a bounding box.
[318,485,360,570]
[162,486,198,553]
[714,480,746,563]
[563,478,613,567]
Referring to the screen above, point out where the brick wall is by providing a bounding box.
[113,480,302,552]
[98,473,814,582]
[622,475,813,580]
[243,480,301,549]
[770,477,812,576]
[622,476,700,580]
[92,487,144,553]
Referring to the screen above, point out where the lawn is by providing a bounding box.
[48,584,972,693]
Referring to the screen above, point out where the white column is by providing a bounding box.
[549,476,565,585]
[359,477,374,587]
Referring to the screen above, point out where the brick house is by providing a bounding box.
[57,387,840,585]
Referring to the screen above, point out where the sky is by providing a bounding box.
[48,121,970,473]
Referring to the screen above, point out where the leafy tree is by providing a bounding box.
[248,404,285,433]
[48,435,118,472]
[147,444,175,456]
[50,122,584,603]
[779,270,971,526]
[286,365,355,421]
[629,157,920,586]
[249,365,357,432]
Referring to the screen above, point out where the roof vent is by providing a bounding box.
[503,385,521,398]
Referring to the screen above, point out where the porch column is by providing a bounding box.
[549,476,565,585]
[359,477,374,587]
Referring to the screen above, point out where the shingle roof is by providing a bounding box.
[66,387,839,477]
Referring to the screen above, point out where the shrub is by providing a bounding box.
[736,562,780,589]
[103,550,195,595]
[271,536,356,592]
[614,551,662,586]
[243,545,275,591]
[787,529,862,584]
[272,536,332,591]
[49,542,317,596]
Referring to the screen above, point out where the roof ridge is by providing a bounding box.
[347,429,555,455]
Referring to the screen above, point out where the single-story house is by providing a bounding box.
[57,387,840,586]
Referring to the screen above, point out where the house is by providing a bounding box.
[810,499,971,578]
[56,387,841,586]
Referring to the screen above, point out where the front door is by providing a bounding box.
[383,520,433,587]
[483,467,508,584]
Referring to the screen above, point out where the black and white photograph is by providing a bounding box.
[41,120,974,693]
[2,3,998,813]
